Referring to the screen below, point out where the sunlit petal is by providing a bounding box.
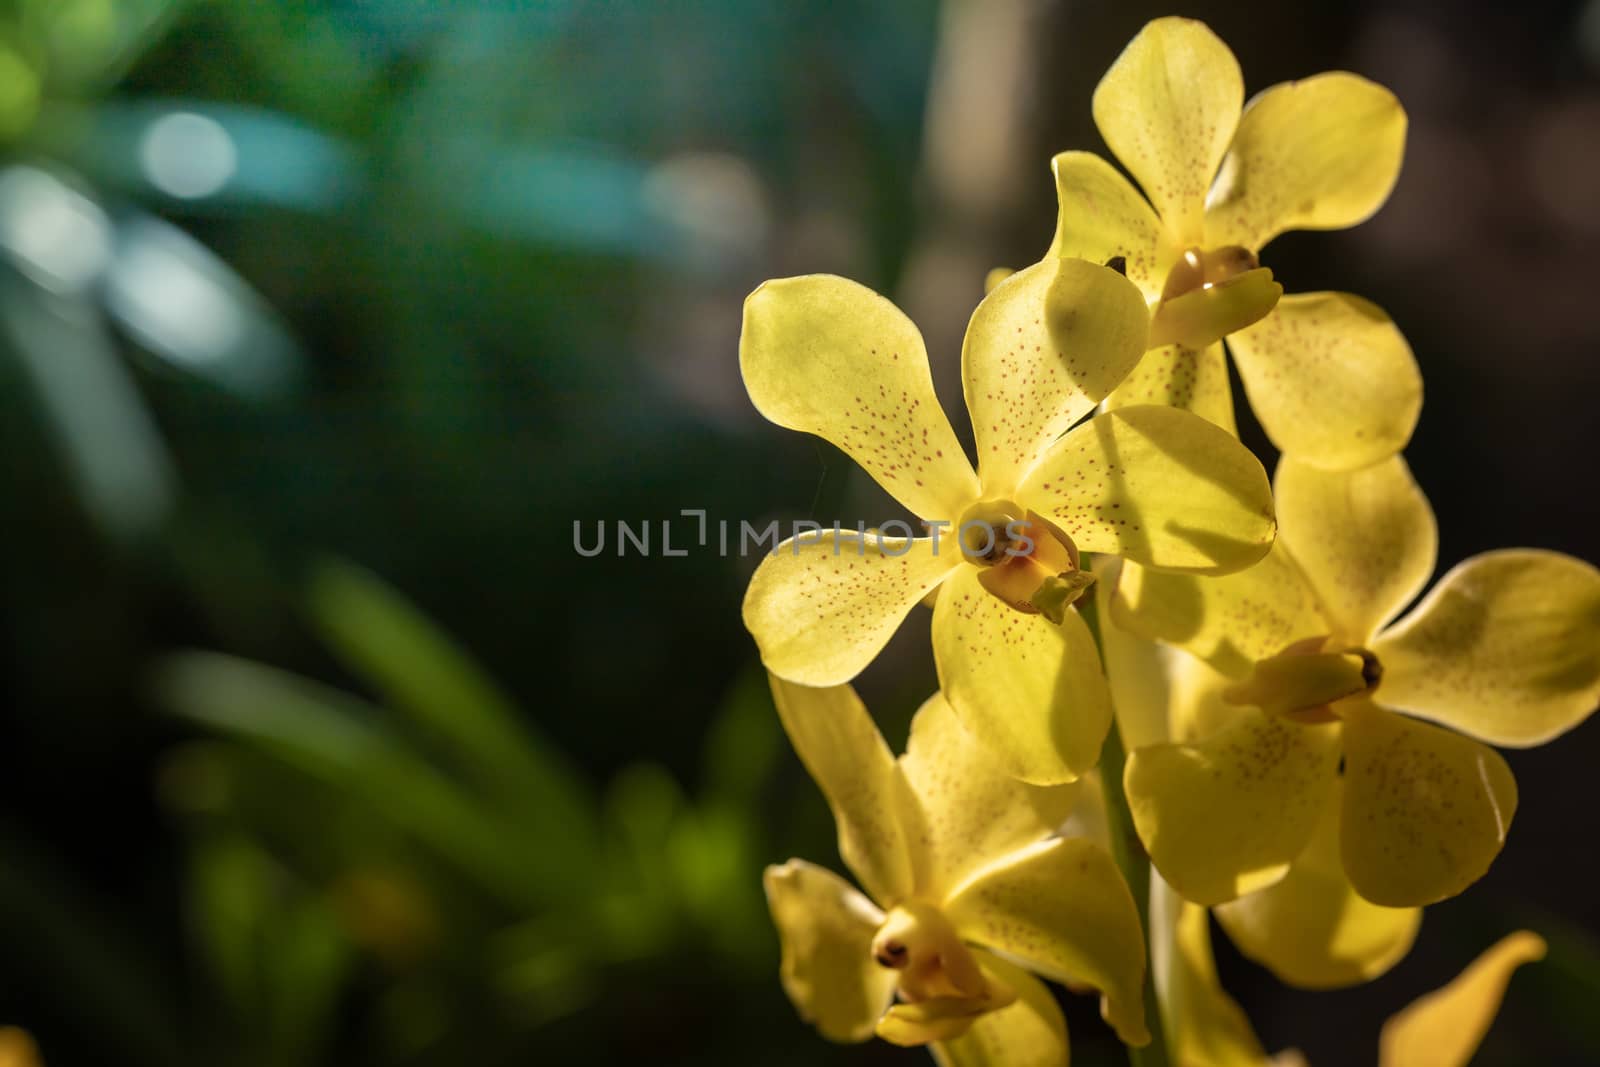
[1275,455,1436,644]
[1018,406,1275,575]
[743,531,961,686]
[964,258,1149,496]
[898,691,1078,897]
[1150,876,1269,1067]
[1097,558,1180,751]
[1048,150,1174,300]
[1214,780,1421,989]
[763,859,897,1042]
[1377,931,1546,1067]
[1127,708,1339,905]
[1092,17,1243,245]
[1227,293,1421,471]
[1373,550,1600,746]
[879,997,992,1046]
[768,676,915,905]
[943,837,1150,1047]
[931,566,1111,785]
[1112,541,1326,679]
[1207,73,1407,252]
[741,275,980,520]
[1147,267,1281,351]
[1340,701,1518,907]
[1163,645,1249,746]
[1103,342,1236,435]
[931,955,1070,1067]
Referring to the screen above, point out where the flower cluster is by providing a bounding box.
[741,17,1599,1065]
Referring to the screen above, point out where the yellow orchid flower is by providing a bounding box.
[761,673,1151,1062]
[1052,16,1421,471]
[740,256,1276,784]
[1104,456,1599,986]
[1151,878,1546,1067]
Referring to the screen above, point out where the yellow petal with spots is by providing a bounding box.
[1378,930,1546,1067]
[1097,558,1179,751]
[1104,342,1237,435]
[1049,150,1176,300]
[932,955,1070,1067]
[965,257,1150,497]
[1373,550,1600,747]
[741,275,980,521]
[1150,877,1269,1067]
[763,859,897,1043]
[1206,72,1407,252]
[1112,541,1326,680]
[743,531,962,686]
[1168,650,1245,745]
[898,691,1078,898]
[1276,455,1435,644]
[1127,708,1340,905]
[768,676,915,905]
[1092,17,1243,246]
[1017,405,1275,575]
[1228,293,1422,471]
[1214,780,1421,989]
[1340,701,1518,907]
[943,836,1151,1048]
[931,565,1111,785]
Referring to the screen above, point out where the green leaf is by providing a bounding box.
[305,558,596,875]
[189,832,352,1063]
[158,651,572,906]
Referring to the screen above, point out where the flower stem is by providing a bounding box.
[1098,717,1171,1067]
[1081,596,1171,1067]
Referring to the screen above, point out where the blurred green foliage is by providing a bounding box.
[0,2,935,1063]
[0,1,1597,1065]
[158,560,779,1064]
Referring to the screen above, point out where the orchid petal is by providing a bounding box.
[744,531,961,686]
[764,859,897,1042]
[1017,406,1275,575]
[1214,780,1421,988]
[898,691,1078,897]
[1207,73,1407,252]
[1092,17,1243,245]
[931,565,1111,785]
[1276,455,1435,644]
[741,275,979,520]
[965,258,1149,496]
[1373,549,1600,747]
[1228,294,1421,471]
[944,837,1150,1047]
[1127,708,1339,905]
[1377,931,1546,1067]
[769,676,915,904]
[1340,701,1518,907]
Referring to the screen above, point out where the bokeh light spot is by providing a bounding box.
[141,112,238,199]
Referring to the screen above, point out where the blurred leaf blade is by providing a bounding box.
[0,269,176,541]
[305,558,597,872]
[158,650,576,907]
[189,830,352,1065]
[37,98,363,213]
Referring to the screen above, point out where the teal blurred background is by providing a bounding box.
[1,1,1597,1064]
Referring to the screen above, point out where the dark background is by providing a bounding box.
[0,0,1596,1064]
